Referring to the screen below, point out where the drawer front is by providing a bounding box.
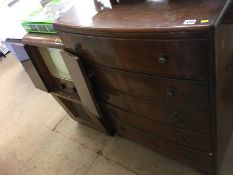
[97,88,210,134]
[101,103,211,152]
[61,33,208,80]
[89,65,209,111]
[116,122,213,175]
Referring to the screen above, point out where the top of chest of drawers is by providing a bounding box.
[54,0,232,34]
[61,33,209,80]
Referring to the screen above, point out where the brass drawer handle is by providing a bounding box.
[158,54,170,64]
[166,87,176,97]
[169,112,184,126]
[180,150,192,161]
[176,133,188,146]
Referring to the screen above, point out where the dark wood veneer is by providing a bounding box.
[60,34,208,80]
[95,88,210,134]
[52,93,95,128]
[23,33,64,49]
[117,122,214,175]
[89,65,209,111]
[54,0,229,34]
[54,1,233,173]
[213,24,233,171]
[21,59,48,92]
[22,33,114,135]
[18,0,233,174]
[101,102,211,152]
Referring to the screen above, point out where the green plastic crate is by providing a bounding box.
[21,0,74,34]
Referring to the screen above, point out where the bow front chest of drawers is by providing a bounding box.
[21,0,233,174]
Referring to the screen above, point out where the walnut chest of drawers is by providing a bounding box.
[53,0,233,174]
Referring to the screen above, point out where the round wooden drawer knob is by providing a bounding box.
[166,88,177,97]
[158,55,170,64]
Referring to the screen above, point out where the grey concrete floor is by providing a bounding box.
[0,53,233,175]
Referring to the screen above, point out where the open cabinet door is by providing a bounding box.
[60,50,113,135]
[6,40,48,92]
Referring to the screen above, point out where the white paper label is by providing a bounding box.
[183,20,196,25]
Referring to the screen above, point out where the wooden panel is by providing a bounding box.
[61,51,101,118]
[23,33,64,49]
[213,25,233,171]
[51,93,95,128]
[22,34,77,94]
[61,34,208,80]
[24,46,55,92]
[116,122,214,175]
[61,51,114,135]
[52,1,233,174]
[24,45,78,95]
[89,65,209,111]
[101,102,211,152]
[96,88,210,134]
[5,41,48,92]
[54,0,229,34]
[6,40,30,61]
[223,1,233,24]
[53,91,81,103]
[21,60,48,92]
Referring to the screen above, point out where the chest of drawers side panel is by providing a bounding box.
[213,24,233,171]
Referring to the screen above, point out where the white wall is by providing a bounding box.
[0,0,42,40]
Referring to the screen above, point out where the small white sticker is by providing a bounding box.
[183,20,196,25]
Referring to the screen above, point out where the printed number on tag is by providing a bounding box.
[183,20,196,25]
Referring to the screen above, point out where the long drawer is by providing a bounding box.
[89,65,209,111]
[101,102,211,152]
[97,88,210,134]
[116,122,214,175]
[61,33,208,80]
